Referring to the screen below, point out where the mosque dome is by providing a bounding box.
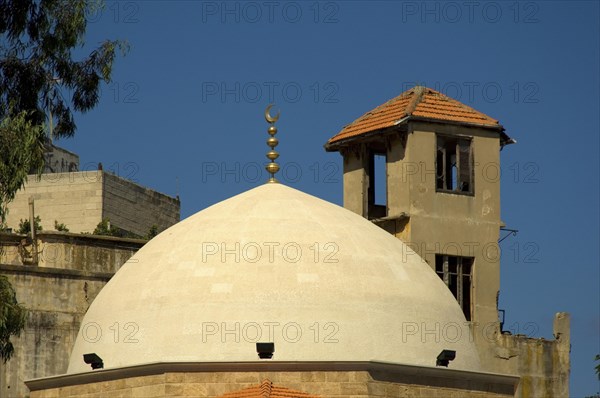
[67,183,481,373]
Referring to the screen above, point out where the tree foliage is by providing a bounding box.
[0,111,45,224]
[18,215,42,234]
[93,218,136,238]
[146,224,158,240]
[0,3,124,360]
[54,219,68,232]
[0,0,126,138]
[0,275,27,363]
[93,217,114,236]
[0,0,126,225]
[584,355,600,398]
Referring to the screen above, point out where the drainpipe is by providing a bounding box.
[28,196,38,265]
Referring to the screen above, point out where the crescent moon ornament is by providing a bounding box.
[265,104,280,124]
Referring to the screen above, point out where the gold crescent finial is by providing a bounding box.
[265,104,280,183]
[265,104,280,124]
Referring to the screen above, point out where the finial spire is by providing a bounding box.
[264,104,280,183]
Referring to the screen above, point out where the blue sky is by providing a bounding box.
[56,1,599,395]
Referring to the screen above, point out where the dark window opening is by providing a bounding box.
[436,136,473,194]
[367,151,387,219]
[374,154,386,206]
[436,255,473,321]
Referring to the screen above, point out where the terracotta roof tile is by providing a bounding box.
[218,379,320,398]
[326,86,501,147]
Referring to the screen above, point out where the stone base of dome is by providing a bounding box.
[27,361,518,397]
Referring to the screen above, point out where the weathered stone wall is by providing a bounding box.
[102,172,180,237]
[1,232,142,271]
[485,313,570,397]
[0,233,144,398]
[28,369,516,398]
[5,171,180,237]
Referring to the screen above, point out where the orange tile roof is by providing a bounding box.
[218,379,320,398]
[326,86,502,148]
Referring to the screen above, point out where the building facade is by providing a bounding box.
[3,89,570,397]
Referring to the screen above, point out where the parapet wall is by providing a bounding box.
[0,231,143,271]
[475,314,570,397]
[498,313,570,397]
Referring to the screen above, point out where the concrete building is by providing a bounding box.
[4,88,569,397]
[5,146,180,238]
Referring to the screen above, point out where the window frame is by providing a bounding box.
[435,254,473,321]
[435,134,474,196]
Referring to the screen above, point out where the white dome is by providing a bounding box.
[68,183,481,373]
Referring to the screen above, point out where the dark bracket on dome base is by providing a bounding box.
[83,353,104,370]
[436,349,456,367]
[256,342,275,359]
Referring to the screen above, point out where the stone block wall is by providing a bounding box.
[5,171,180,237]
[5,171,103,234]
[102,172,180,237]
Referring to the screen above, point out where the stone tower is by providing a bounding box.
[325,85,512,328]
[325,86,570,396]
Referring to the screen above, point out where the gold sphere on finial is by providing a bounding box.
[264,104,280,183]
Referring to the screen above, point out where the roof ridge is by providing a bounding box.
[405,85,426,115]
[218,379,320,398]
[260,379,273,397]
